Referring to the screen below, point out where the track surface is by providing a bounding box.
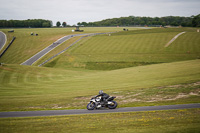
[0,31,6,51]
[21,33,107,66]
[0,103,199,118]
[38,32,110,66]
[20,33,91,65]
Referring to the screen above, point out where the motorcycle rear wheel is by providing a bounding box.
[87,102,95,110]
[108,101,118,109]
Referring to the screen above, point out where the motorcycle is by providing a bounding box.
[87,96,117,110]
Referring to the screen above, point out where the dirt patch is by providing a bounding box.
[157,93,189,102]
[70,82,200,106]
[190,92,199,96]
[119,91,199,103]
[52,105,63,109]
[0,66,14,72]
[117,81,200,104]
[167,82,200,88]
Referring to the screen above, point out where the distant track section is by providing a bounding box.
[38,35,87,67]
[21,33,111,66]
[38,33,111,67]
[21,33,90,65]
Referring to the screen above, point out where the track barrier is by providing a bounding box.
[0,36,16,58]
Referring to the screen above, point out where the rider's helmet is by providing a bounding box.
[99,90,103,95]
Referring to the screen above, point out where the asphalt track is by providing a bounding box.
[0,103,199,118]
[20,33,107,66]
[0,31,6,51]
[21,28,150,66]
[38,32,111,66]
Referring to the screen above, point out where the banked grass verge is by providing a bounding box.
[0,59,199,111]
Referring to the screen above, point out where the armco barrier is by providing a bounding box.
[0,36,16,58]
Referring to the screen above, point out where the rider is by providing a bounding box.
[96,90,110,104]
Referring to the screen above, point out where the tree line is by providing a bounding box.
[77,14,200,27]
[0,19,52,28]
[0,14,199,28]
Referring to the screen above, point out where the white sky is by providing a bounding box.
[0,0,200,25]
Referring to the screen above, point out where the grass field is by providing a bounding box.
[0,109,200,133]
[0,27,200,112]
[0,27,200,132]
[43,28,200,70]
[0,27,139,64]
[0,59,199,111]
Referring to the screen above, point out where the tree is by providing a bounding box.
[0,19,52,28]
[77,22,81,26]
[56,21,61,27]
[82,16,193,27]
[81,22,88,26]
[42,22,51,27]
[62,22,67,27]
[192,14,200,27]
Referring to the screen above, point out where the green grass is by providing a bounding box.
[0,109,200,133]
[0,27,199,110]
[0,27,140,65]
[0,28,75,64]
[0,27,199,112]
[45,27,200,70]
[0,27,200,132]
[0,60,199,111]
[1,27,199,69]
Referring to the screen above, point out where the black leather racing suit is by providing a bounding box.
[96,93,110,104]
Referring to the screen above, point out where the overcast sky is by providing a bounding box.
[0,0,200,25]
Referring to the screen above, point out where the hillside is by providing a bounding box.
[0,27,139,64]
[0,59,200,111]
[0,27,200,112]
[44,28,200,70]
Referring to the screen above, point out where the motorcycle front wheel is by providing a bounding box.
[108,101,118,109]
[87,102,95,110]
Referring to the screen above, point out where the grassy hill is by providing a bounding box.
[0,27,200,132]
[44,28,200,70]
[0,59,199,111]
[0,27,139,64]
[0,27,200,112]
